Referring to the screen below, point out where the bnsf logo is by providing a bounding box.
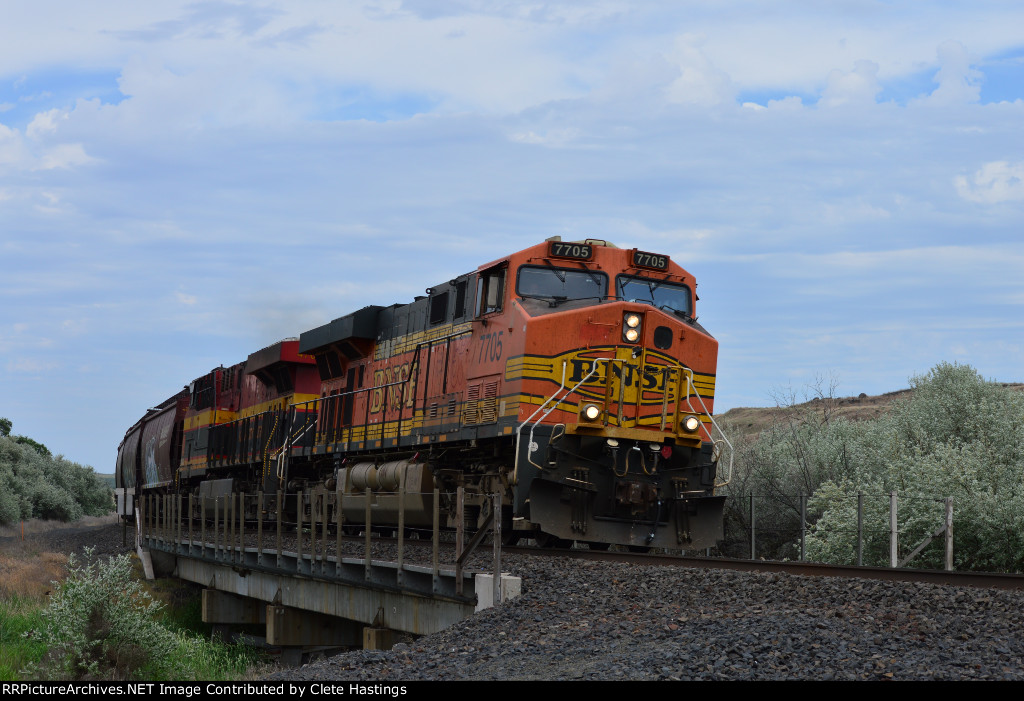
[370,362,416,413]
[566,358,678,392]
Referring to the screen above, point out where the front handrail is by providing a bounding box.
[680,369,734,487]
[512,358,607,485]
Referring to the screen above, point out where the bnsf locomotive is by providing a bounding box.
[116,239,729,550]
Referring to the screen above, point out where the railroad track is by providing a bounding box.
[165,518,1024,592]
[504,544,1024,590]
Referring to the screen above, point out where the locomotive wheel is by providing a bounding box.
[627,544,651,553]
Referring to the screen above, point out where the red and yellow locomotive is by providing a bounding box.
[116,239,729,550]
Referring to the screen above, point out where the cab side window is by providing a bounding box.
[475,266,506,316]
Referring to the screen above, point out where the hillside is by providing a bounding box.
[715,383,1024,443]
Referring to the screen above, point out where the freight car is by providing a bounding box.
[116,239,731,550]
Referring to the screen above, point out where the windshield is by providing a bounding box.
[616,275,692,316]
[517,266,607,302]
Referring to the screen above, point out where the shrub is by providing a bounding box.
[0,431,112,526]
[725,363,1024,571]
[30,548,180,680]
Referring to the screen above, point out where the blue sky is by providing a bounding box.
[2,1,1023,471]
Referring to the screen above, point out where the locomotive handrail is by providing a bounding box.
[512,357,607,485]
[274,415,318,482]
[290,377,411,446]
[680,369,734,488]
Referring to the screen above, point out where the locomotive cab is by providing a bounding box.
[498,239,728,550]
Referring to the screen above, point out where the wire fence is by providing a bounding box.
[714,492,954,570]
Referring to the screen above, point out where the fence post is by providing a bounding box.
[493,492,502,604]
[944,497,954,571]
[309,491,317,571]
[397,472,406,588]
[364,488,372,582]
[336,487,343,577]
[432,486,440,594]
[889,491,898,568]
[200,493,206,556]
[239,492,245,565]
[857,493,863,566]
[297,488,304,575]
[225,493,231,563]
[276,489,283,568]
[320,490,328,576]
[176,493,182,554]
[257,491,264,567]
[214,495,220,561]
[749,494,756,560]
[456,486,465,595]
[230,492,236,563]
[799,495,806,562]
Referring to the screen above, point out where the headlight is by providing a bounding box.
[581,403,602,422]
[622,313,642,343]
[681,415,701,433]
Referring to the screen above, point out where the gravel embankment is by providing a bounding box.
[265,553,1024,681]
[15,520,1024,681]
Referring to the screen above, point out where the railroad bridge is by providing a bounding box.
[124,488,520,664]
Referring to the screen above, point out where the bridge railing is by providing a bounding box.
[136,486,505,603]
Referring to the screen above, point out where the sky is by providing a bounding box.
[2,1,1023,472]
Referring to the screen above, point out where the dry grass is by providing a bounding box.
[0,514,118,539]
[0,551,68,601]
[0,515,119,602]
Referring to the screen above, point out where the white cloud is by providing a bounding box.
[26,109,65,138]
[37,143,95,170]
[663,34,736,107]
[928,40,983,105]
[507,127,582,147]
[955,161,1024,204]
[819,60,881,108]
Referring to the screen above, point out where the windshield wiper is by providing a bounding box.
[659,304,694,323]
[520,293,604,308]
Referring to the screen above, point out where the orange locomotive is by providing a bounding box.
[116,239,730,550]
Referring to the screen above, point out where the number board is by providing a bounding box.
[548,241,593,261]
[632,250,669,270]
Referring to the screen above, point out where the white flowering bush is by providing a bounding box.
[725,363,1024,572]
[31,548,182,680]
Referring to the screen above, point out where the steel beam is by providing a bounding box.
[174,553,477,636]
[267,606,363,647]
[202,589,267,625]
